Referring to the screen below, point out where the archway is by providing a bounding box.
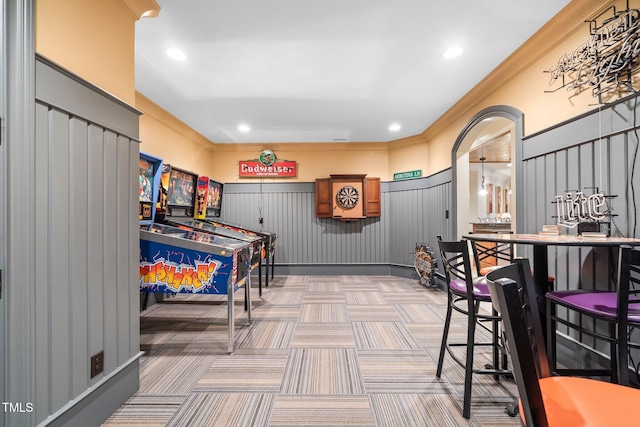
[451,105,524,238]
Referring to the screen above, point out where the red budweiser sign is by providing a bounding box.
[239,160,297,177]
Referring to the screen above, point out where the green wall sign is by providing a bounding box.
[393,170,422,181]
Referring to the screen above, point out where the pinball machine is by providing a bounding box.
[165,217,265,297]
[200,218,277,290]
[139,223,251,353]
[160,175,265,296]
[160,172,276,292]
[138,157,252,353]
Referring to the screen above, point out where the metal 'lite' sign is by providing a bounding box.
[554,191,606,228]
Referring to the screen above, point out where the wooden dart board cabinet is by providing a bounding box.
[315,174,381,221]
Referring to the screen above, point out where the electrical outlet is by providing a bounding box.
[90,351,104,378]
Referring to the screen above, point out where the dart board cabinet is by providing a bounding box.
[315,174,380,221]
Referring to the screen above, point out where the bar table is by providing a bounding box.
[464,233,640,315]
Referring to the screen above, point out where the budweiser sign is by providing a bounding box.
[238,150,297,178]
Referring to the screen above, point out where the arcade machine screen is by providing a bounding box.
[155,163,172,221]
[167,166,198,216]
[139,152,163,225]
[194,176,209,219]
[139,160,153,203]
[207,179,224,218]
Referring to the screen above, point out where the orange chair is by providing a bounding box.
[486,259,640,427]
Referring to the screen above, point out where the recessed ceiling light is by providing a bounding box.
[389,123,401,132]
[238,124,251,132]
[166,48,186,60]
[443,46,463,59]
[141,9,159,18]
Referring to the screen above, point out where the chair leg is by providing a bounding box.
[546,299,558,373]
[492,308,500,381]
[616,325,629,386]
[463,299,477,419]
[501,339,509,372]
[436,294,454,378]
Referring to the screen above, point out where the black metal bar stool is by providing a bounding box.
[436,235,511,419]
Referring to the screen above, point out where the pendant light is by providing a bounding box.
[478,152,488,195]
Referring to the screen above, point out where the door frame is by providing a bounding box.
[450,105,524,239]
[3,0,36,425]
[0,0,5,417]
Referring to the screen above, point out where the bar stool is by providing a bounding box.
[546,245,640,385]
[436,235,511,419]
[470,236,514,276]
[470,236,555,291]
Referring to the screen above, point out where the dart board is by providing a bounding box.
[336,185,359,209]
[315,174,379,220]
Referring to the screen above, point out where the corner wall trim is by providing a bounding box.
[39,352,143,427]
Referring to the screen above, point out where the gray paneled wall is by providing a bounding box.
[24,56,142,426]
[521,93,640,357]
[521,95,640,289]
[221,183,389,266]
[221,170,453,275]
[387,172,453,267]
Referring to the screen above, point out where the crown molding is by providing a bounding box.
[422,0,617,140]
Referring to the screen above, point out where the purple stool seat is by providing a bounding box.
[546,290,640,323]
[450,276,491,300]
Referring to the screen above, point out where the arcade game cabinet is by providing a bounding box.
[166,217,265,296]
[138,158,252,353]
[163,175,264,296]
[202,218,277,290]
[139,152,163,226]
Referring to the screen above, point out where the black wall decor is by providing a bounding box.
[546,2,640,103]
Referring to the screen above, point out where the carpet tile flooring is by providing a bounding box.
[102,275,520,427]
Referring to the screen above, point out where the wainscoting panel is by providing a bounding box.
[386,181,452,267]
[27,56,142,426]
[222,184,388,266]
[521,94,640,357]
[221,172,453,276]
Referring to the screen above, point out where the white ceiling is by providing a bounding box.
[135,0,571,144]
